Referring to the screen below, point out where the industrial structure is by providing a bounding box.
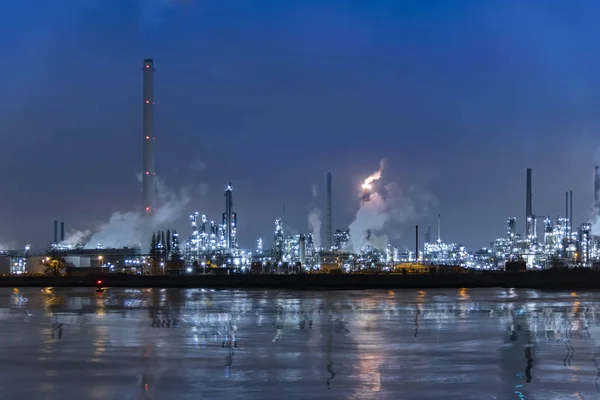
[325,172,333,251]
[10,57,600,276]
[182,182,245,270]
[142,58,155,215]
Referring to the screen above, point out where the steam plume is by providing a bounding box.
[63,176,193,249]
[349,160,434,252]
[308,183,322,248]
[0,240,17,251]
[308,209,322,249]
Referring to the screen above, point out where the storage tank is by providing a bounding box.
[26,256,46,274]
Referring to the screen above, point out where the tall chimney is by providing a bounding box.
[53,220,58,243]
[526,168,532,236]
[142,58,155,215]
[325,172,332,250]
[299,234,306,266]
[223,183,233,250]
[569,189,573,232]
[60,222,65,242]
[415,225,419,264]
[565,191,569,221]
[595,166,600,213]
[437,214,441,242]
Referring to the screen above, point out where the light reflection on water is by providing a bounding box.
[0,288,599,399]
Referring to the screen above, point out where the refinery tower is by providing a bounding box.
[142,58,155,215]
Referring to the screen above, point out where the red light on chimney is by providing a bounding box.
[97,280,102,285]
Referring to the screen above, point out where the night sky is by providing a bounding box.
[2,0,600,251]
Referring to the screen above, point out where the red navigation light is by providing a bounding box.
[97,280,102,285]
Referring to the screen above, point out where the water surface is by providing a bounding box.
[0,287,597,399]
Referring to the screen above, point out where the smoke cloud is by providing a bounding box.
[349,161,435,252]
[0,240,18,251]
[307,183,322,249]
[62,176,193,249]
[308,209,322,249]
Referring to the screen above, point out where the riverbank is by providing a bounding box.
[1,269,600,289]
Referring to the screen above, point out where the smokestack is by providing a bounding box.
[325,172,332,250]
[526,168,532,235]
[223,183,233,250]
[415,225,419,264]
[299,234,306,266]
[60,222,65,242]
[142,58,155,215]
[596,166,600,213]
[437,214,441,242]
[565,191,569,222]
[53,220,58,243]
[570,189,573,231]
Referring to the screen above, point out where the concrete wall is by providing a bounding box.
[65,256,91,268]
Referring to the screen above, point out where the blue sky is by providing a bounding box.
[1,0,600,250]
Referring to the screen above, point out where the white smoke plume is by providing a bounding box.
[0,240,18,251]
[61,230,91,246]
[308,209,322,249]
[63,176,193,250]
[349,160,435,252]
[308,183,322,248]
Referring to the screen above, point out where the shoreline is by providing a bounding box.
[1,269,600,289]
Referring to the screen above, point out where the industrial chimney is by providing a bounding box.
[325,172,332,250]
[526,168,532,236]
[223,183,233,250]
[299,234,306,266]
[53,220,58,243]
[60,222,65,242]
[595,166,600,214]
[142,58,155,215]
[570,189,573,233]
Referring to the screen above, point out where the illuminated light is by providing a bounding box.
[145,65,150,69]
[97,280,102,285]
[145,171,149,175]
[145,136,149,139]
[145,100,150,104]
[145,207,151,211]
